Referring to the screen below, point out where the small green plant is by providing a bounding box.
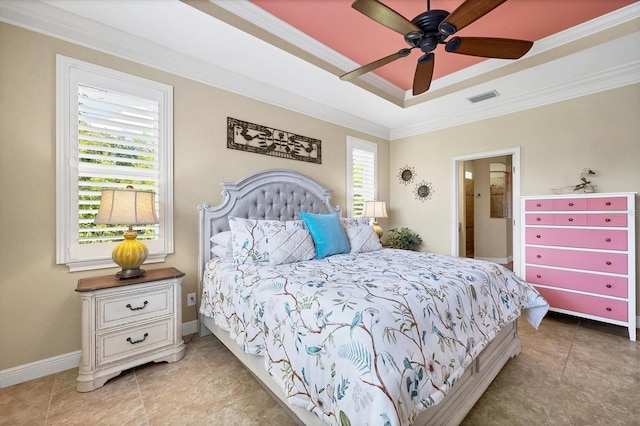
[386,227,422,251]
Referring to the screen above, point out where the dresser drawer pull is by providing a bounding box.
[605,284,612,288]
[606,261,612,265]
[536,234,541,239]
[126,301,148,311]
[126,333,149,345]
[606,307,612,312]
[605,238,611,242]
[568,202,574,206]
[536,203,541,207]
[605,218,611,222]
[536,255,542,258]
[536,274,542,278]
[606,201,611,206]
[536,217,541,221]
[568,217,574,222]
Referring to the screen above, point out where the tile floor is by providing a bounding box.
[1,313,638,425]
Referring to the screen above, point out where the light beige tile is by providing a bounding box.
[0,374,53,426]
[46,370,146,426]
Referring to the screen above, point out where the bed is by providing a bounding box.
[197,169,548,426]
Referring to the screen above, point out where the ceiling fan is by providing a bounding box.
[340,0,534,96]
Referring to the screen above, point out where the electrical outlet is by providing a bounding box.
[187,293,196,307]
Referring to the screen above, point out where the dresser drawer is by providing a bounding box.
[588,196,627,211]
[96,319,174,367]
[525,228,628,251]
[553,198,588,211]
[587,213,628,227]
[525,213,554,225]
[526,247,628,274]
[534,287,627,322]
[525,266,627,298]
[97,284,174,331]
[525,199,553,211]
[553,213,587,226]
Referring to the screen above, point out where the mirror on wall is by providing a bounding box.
[490,163,512,218]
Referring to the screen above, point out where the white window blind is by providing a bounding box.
[346,137,377,217]
[57,55,174,272]
[78,84,160,245]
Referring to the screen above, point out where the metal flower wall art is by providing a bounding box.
[414,180,434,202]
[398,165,416,185]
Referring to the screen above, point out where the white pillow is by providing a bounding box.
[228,217,285,264]
[346,226,382,253]
[268,229,315,265]
[211,231,232,248]
[285,220,305,230]
[341,217,371,228]
[211,244,232,259]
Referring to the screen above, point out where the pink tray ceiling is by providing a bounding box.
[250,0,637,91]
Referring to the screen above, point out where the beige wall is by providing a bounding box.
[2,20,638,373]
[0,23,389,370]
[389,84,640,313]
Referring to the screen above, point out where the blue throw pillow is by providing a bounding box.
[299,212,350,259]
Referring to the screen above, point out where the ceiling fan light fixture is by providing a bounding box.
[418,52,435,64]
[439,22,457,36]
[445,37,461,53]
[406,30,423,40]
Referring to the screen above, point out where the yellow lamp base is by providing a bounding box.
[112,230,148,279]
[372,220,383,240]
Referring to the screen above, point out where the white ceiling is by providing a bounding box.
[1,0,638,140]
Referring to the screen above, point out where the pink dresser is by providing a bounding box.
[521,193,636,341]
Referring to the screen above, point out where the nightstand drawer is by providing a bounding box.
[97,319,174,366]
[97,284,174,331]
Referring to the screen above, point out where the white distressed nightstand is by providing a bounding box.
[75,267,186,392]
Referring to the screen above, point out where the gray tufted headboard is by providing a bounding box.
[197,169,342,285]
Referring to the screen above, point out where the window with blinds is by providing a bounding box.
[346,137,377,217]
[78,85,159,244]
[57,55,174,271]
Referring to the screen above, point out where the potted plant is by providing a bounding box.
[385,227,422,251]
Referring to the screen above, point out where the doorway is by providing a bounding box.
[451,148,521,273]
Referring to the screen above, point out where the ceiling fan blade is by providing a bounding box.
[445,37,533,59]
[340,48,411,81]
[439,0,507,36]
[352,0,422,39]
[413,53,435,96]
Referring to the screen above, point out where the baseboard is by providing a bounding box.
[0,320,199,389]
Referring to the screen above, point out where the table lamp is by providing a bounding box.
[363,201,388,239]
[95,186,159,279]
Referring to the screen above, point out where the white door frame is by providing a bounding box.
[450,147,521,274]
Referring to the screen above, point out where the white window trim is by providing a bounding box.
[346,136,378,217]
[56,55,174,272]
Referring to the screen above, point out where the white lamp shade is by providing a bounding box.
[362,201,388,219]
[95,189,159,225]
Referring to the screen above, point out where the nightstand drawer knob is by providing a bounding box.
[126,333,149,345]
[126,301,148,311]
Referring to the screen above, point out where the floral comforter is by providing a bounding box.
[200,249,548,425]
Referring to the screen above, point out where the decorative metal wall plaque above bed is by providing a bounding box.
[227,117,322,164]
